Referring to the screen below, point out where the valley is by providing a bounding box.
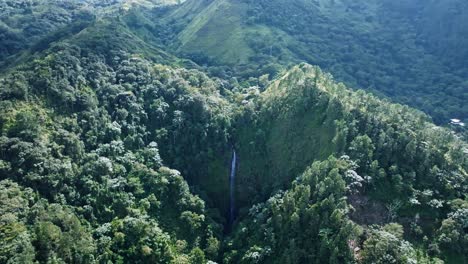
[0,0,466,263]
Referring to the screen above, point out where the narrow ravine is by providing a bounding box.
[229,149,237,226]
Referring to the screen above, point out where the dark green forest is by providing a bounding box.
[0,0,466,263]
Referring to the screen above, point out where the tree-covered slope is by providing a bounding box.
[142,0,468,124]
[0,0,94,67]
[0,37,233,262]
[0,1,467,263]
[228,64,467,263]
[0,0,185,71]
[3,0,467,123]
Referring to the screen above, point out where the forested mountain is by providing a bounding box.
[0,0,466,263]
[129,0,468,124]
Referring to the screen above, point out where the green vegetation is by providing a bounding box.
[0,46,228,262]
[0,0,466,263]
[227,64,467,263]
[137,0,468,124]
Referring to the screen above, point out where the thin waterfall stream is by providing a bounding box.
[229,149,237,226]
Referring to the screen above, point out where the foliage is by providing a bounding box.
[0,43,228,262]
[144,0,468,123]
[224,157,360,264]
[0,1,467,263]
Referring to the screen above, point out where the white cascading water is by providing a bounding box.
[229,149,237,225]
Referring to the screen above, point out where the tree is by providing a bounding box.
[348,135,375,170]
[361,226,417,264]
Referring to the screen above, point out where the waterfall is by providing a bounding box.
[229,149,237,225]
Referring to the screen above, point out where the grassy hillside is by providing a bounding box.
[3,0,467,123]
[176,0,253,64]
[140,0,467,124]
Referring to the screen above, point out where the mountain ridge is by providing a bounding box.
[0,0,467,263]
[141,0,468,124]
